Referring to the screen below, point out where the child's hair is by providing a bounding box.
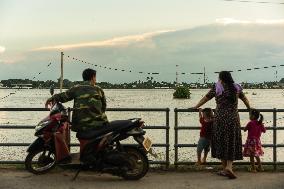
[202,108,213,118]
[250,108,264,124]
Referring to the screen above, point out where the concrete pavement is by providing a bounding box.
[0,168,284,189]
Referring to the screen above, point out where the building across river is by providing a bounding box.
[11,84,33,89]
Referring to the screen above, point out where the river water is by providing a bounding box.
[1,88,284,163]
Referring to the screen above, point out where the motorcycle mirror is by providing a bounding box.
[50,85,55,96]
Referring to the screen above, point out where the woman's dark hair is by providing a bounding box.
[250,108,264,124]
[219,71,236,103]
[82,68,96,81]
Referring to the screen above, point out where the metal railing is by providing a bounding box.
[2,107,284,170]
[0,107,170,168]
[174,108,284,170]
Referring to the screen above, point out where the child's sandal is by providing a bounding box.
[195,162,202,166]
[248,167,257,173]
[257,167,264,172]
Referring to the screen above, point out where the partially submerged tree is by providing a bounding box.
[173,86,191,99]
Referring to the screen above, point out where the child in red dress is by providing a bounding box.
[243,108,266,172]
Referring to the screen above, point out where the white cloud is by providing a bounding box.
[33,30,174,51]
[0,46,5,54]
[216,18,284,25]
[255,19,284,25]
[216,18,251,25]
[265,51,284,58]
[0,53,26,64]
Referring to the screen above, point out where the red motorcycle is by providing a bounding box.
[25,101,152,180]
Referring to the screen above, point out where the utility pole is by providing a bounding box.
[60,52,64,92]
[203,66,206,84]
[176,64,179,86]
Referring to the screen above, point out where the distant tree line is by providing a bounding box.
[1,78,284,89]
[0,78,200,89]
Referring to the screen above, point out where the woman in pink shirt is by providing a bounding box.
[243,108,266,172]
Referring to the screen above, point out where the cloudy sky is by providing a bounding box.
[0,0,284,83]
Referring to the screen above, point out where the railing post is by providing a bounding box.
[166,108,170,169]
[273,108,277,171]
[174,108,178,168]
[60,52,64,92]
[67,108,71,151]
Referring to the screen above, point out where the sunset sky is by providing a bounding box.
[1,0,284,83]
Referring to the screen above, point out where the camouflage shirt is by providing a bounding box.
[49,82,108,132]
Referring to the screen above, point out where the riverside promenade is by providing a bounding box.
[1,168,284,189]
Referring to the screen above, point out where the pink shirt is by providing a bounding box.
[245,120,266,140]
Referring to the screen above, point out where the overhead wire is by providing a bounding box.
[0,62,54,101]
[221,0,284,5]
[66,53,284,77]
[65,54,162,76]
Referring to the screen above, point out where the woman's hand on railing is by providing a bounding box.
[189,106,200,110]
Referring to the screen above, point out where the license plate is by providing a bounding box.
[142,136,152,152]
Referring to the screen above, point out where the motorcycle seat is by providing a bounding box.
[76,120,135,139]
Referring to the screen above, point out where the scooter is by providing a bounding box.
[25,89,152,180]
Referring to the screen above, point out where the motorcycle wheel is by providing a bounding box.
[122,147,149,180]
[25,149,56,174]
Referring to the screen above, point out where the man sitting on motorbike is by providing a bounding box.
[45,68,108,133]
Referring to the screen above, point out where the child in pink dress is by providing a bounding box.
[243,108,266,172]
